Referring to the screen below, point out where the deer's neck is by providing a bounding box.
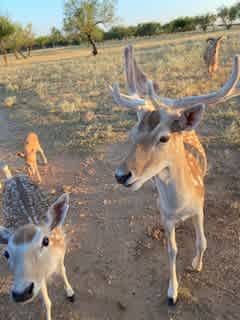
[154,135,192,219]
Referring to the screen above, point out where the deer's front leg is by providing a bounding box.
[192,211,207,272]
[33,161,42,183]
[38,147,48,165]
[165,223,178,305]
[60,257,75,302]
[41,281,52,320]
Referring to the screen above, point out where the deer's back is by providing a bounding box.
[183,131,207,179]
[24,133,40,153]
[3,175,50,230]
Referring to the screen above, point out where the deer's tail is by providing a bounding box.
[0,161,12,179]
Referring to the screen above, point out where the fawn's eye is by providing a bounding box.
[42,237,49,247]
[159,136,170,143]
[3,250,10,260]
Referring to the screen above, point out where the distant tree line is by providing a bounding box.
[1,0,240,63]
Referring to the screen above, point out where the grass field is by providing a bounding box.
[1,29,240,154]
[0,29,239,320]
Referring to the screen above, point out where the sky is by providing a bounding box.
[0,0,238,35]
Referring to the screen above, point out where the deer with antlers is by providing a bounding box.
[110,44,240,305]
[0,162,74,320]
[204,35,224,75]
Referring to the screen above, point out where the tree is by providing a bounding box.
[162,17,197,33]
[104,25,136,40]
[34,36,50,49]
[0,16,15,65]
[7,23,26,59]
[50,27,64,47]
[23,23,35,56]
[195,14,216,32]
[218,5,238,29]
[171,17,197,32]
[135,22,161,37]
[64,0,117,55]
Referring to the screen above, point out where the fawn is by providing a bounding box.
[17,132,48,183]
[0,161,74,320]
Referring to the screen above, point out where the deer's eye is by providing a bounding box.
[3,250,10,260]
[159,136,170,143]
[42,237,49,247]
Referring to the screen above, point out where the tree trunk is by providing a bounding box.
[87,34,98,56]
[0,40,8,66]
[27,46,32,57]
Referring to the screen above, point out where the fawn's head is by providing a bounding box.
[0,193,69,304]
[111,45,240,190]
[206,35,224,54]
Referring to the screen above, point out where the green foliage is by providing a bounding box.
[135,22,161,37]
[163,17,197,33]
[218,4,239,29]
[50,27,66,46]
[64,0,116,39]
[92,26,104,41]
[64,0,117,54]
[34,36,50,48]
[23,23,35,48]
[104,25,136,40]
[7,23,25,50]
[0,16,15,40]
[195,14,216,31]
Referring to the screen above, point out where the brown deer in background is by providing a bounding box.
[17,132,48,183]
[0,161,74,320]
[204,35,224,75]
[110,44,240,305]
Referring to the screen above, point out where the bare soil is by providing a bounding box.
[0,99,239,320]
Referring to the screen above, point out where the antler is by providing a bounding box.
[110,44,240,111]
[110,44,160,111]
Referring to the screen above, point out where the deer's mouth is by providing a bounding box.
[124,179,143,191]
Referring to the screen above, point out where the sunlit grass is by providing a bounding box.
[0,29,240,154]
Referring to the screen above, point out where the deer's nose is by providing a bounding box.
[115,168,132,185]
[12,282,34,303]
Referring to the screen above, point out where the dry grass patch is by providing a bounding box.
[0,30,240,154]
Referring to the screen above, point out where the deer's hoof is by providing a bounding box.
[167,297,177,306]
[67,294,75,303]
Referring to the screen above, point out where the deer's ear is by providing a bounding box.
[0,227,12,244]
[171,104,205,132]
[47,193,70,231]
[16,152,25,159]
[206,38,214,44]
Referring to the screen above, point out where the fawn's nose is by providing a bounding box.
[12,282,34,303]
[115,168,132,185]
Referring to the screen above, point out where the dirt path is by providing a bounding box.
[0,109,239,320]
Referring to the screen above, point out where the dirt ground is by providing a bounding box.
[0,101,239,320]
[0,35,240,319]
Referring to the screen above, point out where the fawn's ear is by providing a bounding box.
[47,193,70,231]
[171,104,205,132]
[0,227,12,244]
[16,152,25,159]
